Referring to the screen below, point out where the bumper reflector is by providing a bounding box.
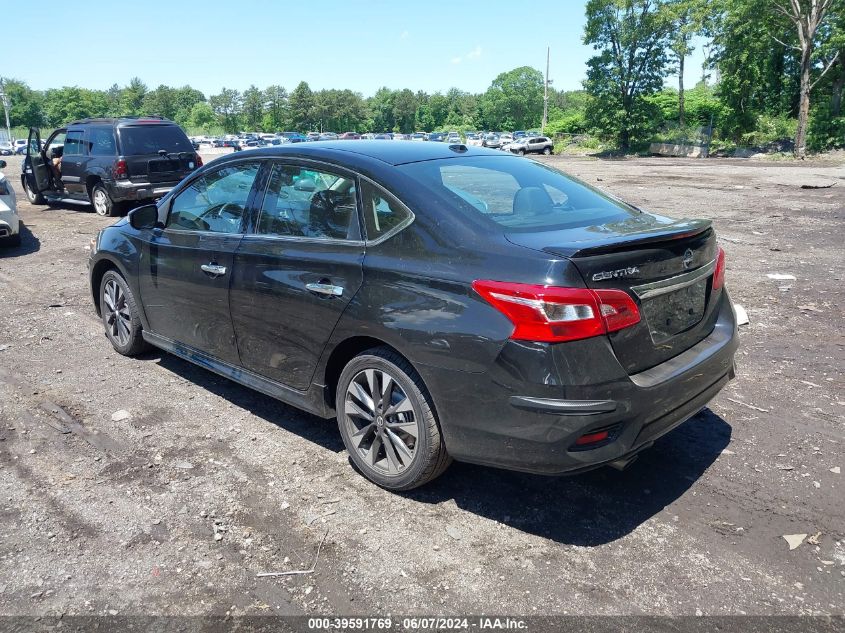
[574,430,610,446]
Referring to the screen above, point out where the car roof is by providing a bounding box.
[226,140,509,166]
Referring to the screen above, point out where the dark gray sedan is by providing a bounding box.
[88,142,738,490]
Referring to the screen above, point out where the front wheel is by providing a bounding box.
[517,149,525,156]
[100,270,150,356]
[23,177,46,205]
[91,183,120,217]
[336,347,451,490]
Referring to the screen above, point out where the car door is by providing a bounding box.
[23,128,51,194]
[229,160,365,390]
[59,130,88,198]
[137,159,263,365]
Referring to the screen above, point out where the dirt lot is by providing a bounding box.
[0,152,843,620]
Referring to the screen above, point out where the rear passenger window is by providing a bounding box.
[256,163,359,241]
[63,131,85,156]
[360,181,412,241]
[89,127,117,156]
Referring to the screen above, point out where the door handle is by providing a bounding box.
[201,263,227,276]
[306,282,344,297]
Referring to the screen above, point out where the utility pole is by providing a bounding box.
[0,79,11,144]
[542,47,550,134]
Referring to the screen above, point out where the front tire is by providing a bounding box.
[0,233,21,248]
[518,149,525,156]
[91,183,120,217]
[336,347,451,490]
[23,177,46,205]
[100,270,150,356]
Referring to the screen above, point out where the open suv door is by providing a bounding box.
[21,128,51,204]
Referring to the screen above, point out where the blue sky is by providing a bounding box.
[10,0,705,96]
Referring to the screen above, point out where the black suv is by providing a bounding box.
[22,117,201,216]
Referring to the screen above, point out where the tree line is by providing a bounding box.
[2,0,842,157]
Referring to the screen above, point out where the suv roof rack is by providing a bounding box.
[68,115,171,126]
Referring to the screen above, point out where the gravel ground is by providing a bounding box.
[0,152,843,619]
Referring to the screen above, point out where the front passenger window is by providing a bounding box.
[167,161,260,233]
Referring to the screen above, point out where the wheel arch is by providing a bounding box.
[90,256,129,317]
[321,336,415,412]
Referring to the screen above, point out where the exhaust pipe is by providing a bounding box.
[608,453,639,471]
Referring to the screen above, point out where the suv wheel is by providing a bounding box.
[23,177,46,205]
[543,146,552,155]
[336,347,451,490]
[100,270,150,356]
[91,183,120,217]
[518,149,526,156]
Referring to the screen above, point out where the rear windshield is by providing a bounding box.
[398,155,637,232]
[118,125,192,156]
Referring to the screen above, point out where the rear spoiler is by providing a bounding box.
[542,219,713,258]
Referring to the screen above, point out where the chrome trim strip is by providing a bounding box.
[631,259,716,300]
[509,396,618,415]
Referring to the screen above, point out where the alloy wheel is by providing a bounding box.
[343,368,418,476]
[103,279,132,347]
[93,189,109,216]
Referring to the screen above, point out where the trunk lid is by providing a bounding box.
[506,216,723,374]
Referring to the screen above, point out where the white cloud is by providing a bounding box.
[467,45,482,60]
[450,56,462,65]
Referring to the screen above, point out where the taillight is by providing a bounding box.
[195,153,203,167]
[113,159,128,180]
[713,246,726,290]
[472,280,640,343]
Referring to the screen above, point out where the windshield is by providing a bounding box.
[398,156,638,232]
[118,125,192,155]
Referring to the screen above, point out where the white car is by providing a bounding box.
[0,160,20,247]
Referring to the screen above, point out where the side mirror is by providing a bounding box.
[0,160,6,169]
[294,178,317,192]
[128,204,161,230]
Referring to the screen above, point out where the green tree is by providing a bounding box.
[289,81,314,130]
[209,88,242,132]
[392,89,418,133]
[188,102,216,130]
[666,0,710,127]
[42,87,110,125]
[479,66,544,130]
[142,84,177,119]
[242,85,265,131]
[118,77,148,116]
[771,0,841,157]
[172,86,206,126]
[584,0,672,149]
[0,78,45,128]
[264,85,288,131]
[368,87,395,132]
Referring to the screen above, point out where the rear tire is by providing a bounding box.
[23,177,46,205]
[336,347,451,491]
[543,146,552,155]
[91,183,121,217]
[100,270,150,356]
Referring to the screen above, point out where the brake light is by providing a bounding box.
[114,159,128,180]
[472,280,640,343]
[195,153,203,167]
[713,246,726,290]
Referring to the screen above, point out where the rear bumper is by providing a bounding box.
[0,216,19,238]
[107,179,180,202]
[419,291,739,475]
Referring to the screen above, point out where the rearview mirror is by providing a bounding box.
[128,204,161,230]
